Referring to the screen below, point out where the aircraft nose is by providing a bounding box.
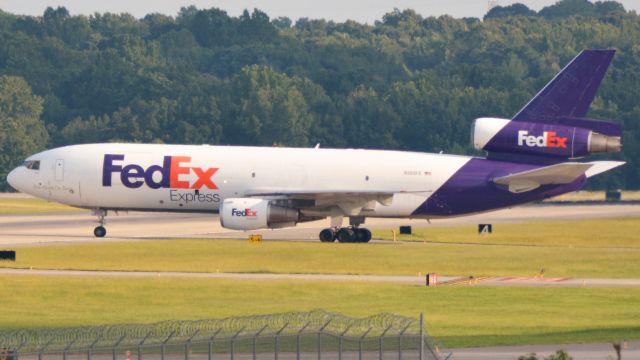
[6,167,22,191]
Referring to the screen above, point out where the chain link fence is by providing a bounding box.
[0,311,446,360]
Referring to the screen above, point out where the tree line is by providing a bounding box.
[0,0,638,191]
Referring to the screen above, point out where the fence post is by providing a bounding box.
[63,338,78,360]
[358,328,372,360]
[338,325,353,360]
[253,325,269,360]
[397,324,410,360]
[161,331,177,360]
[274,323,289,360]
[419,314,424,360]
[88,334,103,360]
[208,329,222,360]
[14,339,27,360]
[378,325,392,360]
[137,331,152,360]
[37,338,54,360]
[230,326,246,360]
[185,330,200,360]
[317,320,332,360]
[112,335,127,360]
[296,322,310,360]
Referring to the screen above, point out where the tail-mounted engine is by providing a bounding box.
[472,117,621,159]
[220,198,300,230]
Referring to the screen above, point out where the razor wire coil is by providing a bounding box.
[0,310,425,354]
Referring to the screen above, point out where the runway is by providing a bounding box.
[1,203,639,247]
[2,268,640,287]
[2,199,640,358]
[449,341,640,360]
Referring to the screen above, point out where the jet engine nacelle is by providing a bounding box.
[219,198,300,230]
[472,117,621,159]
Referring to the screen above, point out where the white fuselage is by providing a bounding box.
[8,143,472,218]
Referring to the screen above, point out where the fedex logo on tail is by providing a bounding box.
[231,208,257,217]
[517,130,568,149]
[102,154,219,189]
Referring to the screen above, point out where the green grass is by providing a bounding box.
[372,217,640,248]
[0,275,638,348]
[545,190,640,202]
[0,197,81,213]
[2,237,640,279]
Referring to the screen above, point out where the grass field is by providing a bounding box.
[0,275,638,348]
[2,205,638,349]
[544,190,640,202]
[0,197,80,213]
[2,217,639,279]
[372,217,640,247]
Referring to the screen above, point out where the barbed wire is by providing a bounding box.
[0,310,421,353]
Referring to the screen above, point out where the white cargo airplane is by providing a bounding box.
[7,50,624,242]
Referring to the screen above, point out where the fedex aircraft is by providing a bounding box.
[7,49,624,242]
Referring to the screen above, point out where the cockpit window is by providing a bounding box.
[23,160,40,170]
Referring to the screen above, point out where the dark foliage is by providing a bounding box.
[0,0,637,191]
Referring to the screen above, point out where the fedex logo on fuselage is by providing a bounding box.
[517,130,568,149]
[231,208,257,217]
[102,154,219,189]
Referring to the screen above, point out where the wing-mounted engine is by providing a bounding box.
[472,117,621,159]
[220,198,301,230]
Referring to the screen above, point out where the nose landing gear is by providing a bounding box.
[94,226,106,237]
[92,208,107,237]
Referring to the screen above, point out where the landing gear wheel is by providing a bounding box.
[337,228,356,243]
[319,228,336,242]
[356,228,372,243]
[94,226,106,238]
[92,208,107,238]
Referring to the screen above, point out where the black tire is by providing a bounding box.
[336,228,356,243]
[94,226,106,238]
[319,228,336,242]
[357,228,372,243]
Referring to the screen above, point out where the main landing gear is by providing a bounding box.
[319,227,372,243]
[93,208,107,238]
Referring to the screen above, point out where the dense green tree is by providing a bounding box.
[179,7,234,47]
[538,0,624,19]
[224,65,318,146]
[271,17,292,29]
[0,1,639,191]
[539,0,597,18]
[0,76,48,190]
[594,1,626,15]
[340,86,400,149]
[484,4,537,20]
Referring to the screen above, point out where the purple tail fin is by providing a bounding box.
[513,49,615,122]
[472,49,622,162]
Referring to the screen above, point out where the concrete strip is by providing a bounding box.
[0,268,449,284]
[1,268,640,287]
[450,340,640,360]
[1,204,640,247]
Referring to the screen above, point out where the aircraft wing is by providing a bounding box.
[492,162,623,193]
[245,189,429,216]
[584,161,626,178]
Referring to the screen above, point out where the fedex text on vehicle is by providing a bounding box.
[102,154,219,189]
[517,130,568,148]
[231,208,257,217]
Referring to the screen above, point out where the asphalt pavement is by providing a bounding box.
[1,203,639,247]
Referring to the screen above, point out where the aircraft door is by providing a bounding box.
[55,159,64,181]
